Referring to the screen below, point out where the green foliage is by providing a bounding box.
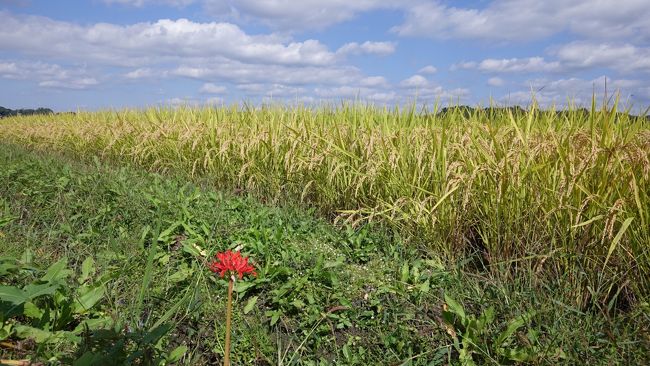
[0,142,649,365]
[0,254,108,342]
[442,294,552,365]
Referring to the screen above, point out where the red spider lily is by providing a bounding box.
[208,250,257,279]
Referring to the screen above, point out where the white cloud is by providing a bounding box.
[418,65,437,74]
[399,75,428,88]
[487,77,504,87]
[104,0,197,7]
[0,12,337,67]
[236,83,267,93]
[553,42,650,73]
[393,0,650,43]
[396,73,469,102]
[530,76,640,92]
[337,41,397,56]
[203,0,398,31]
[102,0,650,43]
[164,97,201,107]
[359,76,389,88]
[39,78,99,90]
[237,83,306,97]
[124,68,161,79]
[0,62,21,78]
[503,75,643,107]
[206,96,225,104]
[0,60,98,89]
[455,43,650,76]
[455,57,562,73]
[0,11,403,96]
[172,57,363,86]
[199,83,227,94]
[313,86,397,103]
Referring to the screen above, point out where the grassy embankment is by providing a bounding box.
[1,103,649,364]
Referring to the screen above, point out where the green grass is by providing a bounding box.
[1,142,649,365]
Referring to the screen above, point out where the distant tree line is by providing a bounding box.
[0,106,54,118]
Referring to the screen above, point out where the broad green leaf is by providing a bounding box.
[444,294,466,320]
[400,262,410,283]
[0,285,28,305]
[23,283,59,299]
[271,312,280,326]
[74,285,105,313]
[168,267,192,283]
[496,311,536,346]
[419,279,430,293]
[78,257,95,284]
[73,351,104,366]
[167,345,188,362]
[182,242,203,257]
[266,310,281,326]
[0,323,12,340]
[20,249,33,264]
[243,296,258,314]
[142,323,172,345]
[14,324,55,343]
[0,261,18,277]
[41,257,72,283]
[157,221,181,242]
[499,347,536,362]
[477,306,495,331]
[324,258,344,269]
[72,317,114,335]
[291,299,305,309]
[23,301,44,319]
[235,281,255,294]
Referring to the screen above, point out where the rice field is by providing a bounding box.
[1,102,649,364]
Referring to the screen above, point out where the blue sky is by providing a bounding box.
[1,0,649,111]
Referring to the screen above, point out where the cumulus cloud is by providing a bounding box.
[399,75,428,88]
[553,42,650,73]
[454,57,562,73]
[312,86,397,104]
[172,57,363,86]
[0,10,402,101]
[487,77,504,87]
[418,65,437,74]
[104,0,196,7]
[202,0,399,31]
[39,78,99,90]
[124,68,162,79]
[101,0,650,42]
[393,0,650,43]
[164,97,201,107]
[397,74,468,102]
[199,83,227,94]
[206,96,225,104]
[455,42,650,76]
[0,12,337,67]
[0,60,98,89]
[336,41,397,56]
[359,76,389,88]
[236,83,306,97]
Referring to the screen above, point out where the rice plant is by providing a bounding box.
[1,101,648,309]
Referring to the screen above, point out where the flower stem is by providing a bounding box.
[224,276,234,366]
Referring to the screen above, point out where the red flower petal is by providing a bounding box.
[208,250,257,279]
